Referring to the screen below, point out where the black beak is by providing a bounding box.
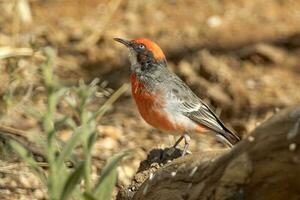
[114,38,132,47]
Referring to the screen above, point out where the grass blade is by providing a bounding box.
[57,127,85,167]
[83,192,97,200]
[92,150,131,200]
[60,162,85,200]
[9,140,47,185]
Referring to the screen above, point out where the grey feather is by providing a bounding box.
[137,62,240,146]
[165,73,240,145]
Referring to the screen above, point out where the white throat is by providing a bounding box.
[128,48,139,71]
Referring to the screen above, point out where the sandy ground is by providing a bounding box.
[0,0,300,199]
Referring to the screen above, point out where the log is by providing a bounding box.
[117,106,300,200]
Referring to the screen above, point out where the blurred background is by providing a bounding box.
[0,0,300,199]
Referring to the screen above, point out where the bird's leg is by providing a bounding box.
[182,133,191,156]
[172,133,191,156]
[172,135,184,149]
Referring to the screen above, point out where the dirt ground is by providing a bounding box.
[0,0,300,199]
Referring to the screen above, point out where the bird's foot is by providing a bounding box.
[172,133,191,156]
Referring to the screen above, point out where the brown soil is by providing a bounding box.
[0,0,300,199]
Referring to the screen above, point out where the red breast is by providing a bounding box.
[131,73,185,132]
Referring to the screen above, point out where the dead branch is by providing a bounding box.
[0,125,46,160]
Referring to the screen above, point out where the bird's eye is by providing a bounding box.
[138,44,145,50]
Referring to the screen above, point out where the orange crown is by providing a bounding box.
[132,38,165,60]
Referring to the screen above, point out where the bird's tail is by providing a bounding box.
[217,128,240,148]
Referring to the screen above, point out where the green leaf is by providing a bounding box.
[92,150,131,200]
[9,140,47,185]
[42,47,56,89]
[87,132,97,151]
[82,131,96,192]
[9,140,39,169]
[83,192,97,200]
[64,95,77,109]
[60,162,85,200]
[57,128,85,167]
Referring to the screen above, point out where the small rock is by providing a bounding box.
[118,165,136,186]
[9,180,18,187]
[207,15,222,28]
[19,174,31,188]
[289,143,297,152]
[98,137,118,150]
[97,125,123,139]
[34,189,45,199]
[246,79,256,90]
[57,129,73,142]
[171,171,177,177]
[248,136,255,142]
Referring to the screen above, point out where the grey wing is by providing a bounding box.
[183,100,226,134]
[166,74,224,132]
[166,74,240,145]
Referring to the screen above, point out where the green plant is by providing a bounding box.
[9,47,129,200]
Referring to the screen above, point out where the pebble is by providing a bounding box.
[34,189,45,199]
[207,15,223,28]
[97,125,123,139]
[101,137,118,150]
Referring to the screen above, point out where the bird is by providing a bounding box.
[114,37,240,155]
